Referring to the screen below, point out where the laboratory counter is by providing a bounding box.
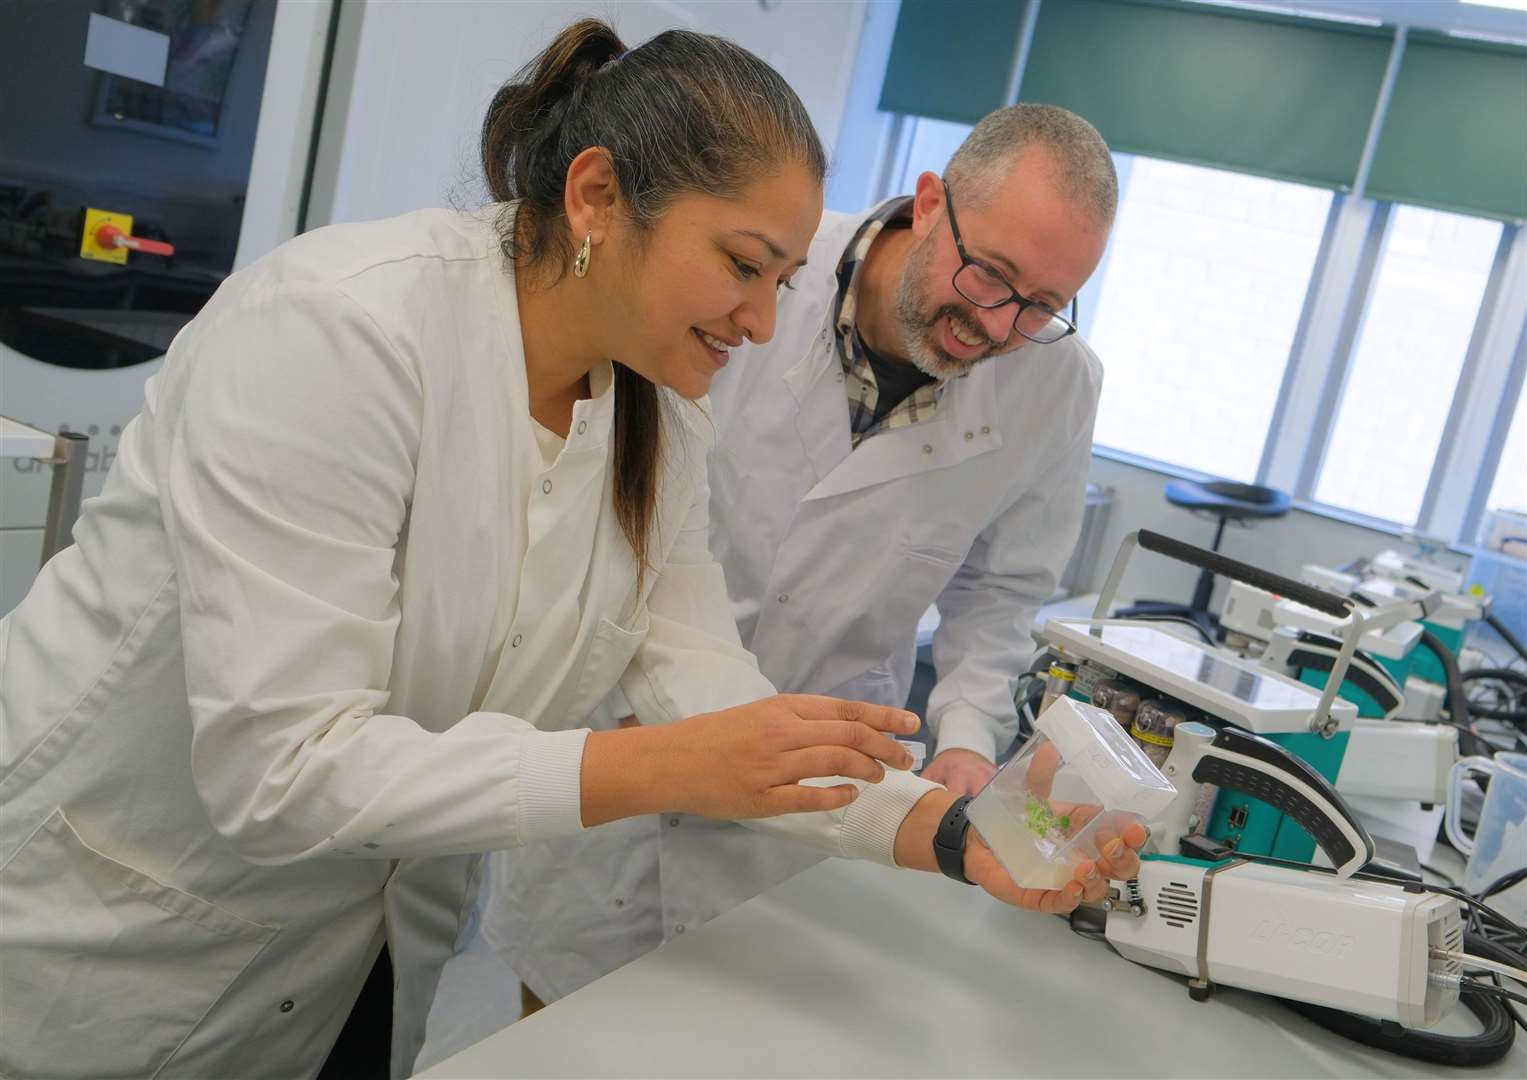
[418,856,1526,1078]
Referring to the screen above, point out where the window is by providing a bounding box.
[1087,156,1331,481]
[1314,206,1503,524]
[1487,384,1527,516]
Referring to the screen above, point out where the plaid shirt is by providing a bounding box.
[833,198,948,447]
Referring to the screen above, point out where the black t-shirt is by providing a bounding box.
[858,332,935,427]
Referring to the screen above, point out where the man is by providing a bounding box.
[480,104,1117,1010]
[707,103,1113,795]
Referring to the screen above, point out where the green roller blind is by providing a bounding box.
[1365,34,1527,224]
[878,0,1032,126]
[1018,0,1393,191]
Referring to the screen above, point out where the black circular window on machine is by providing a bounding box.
[0,0,276,370]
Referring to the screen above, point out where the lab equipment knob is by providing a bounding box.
[94,222,175,257]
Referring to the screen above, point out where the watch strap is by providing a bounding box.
[932,794,976,885]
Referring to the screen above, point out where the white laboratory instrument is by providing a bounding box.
[1214,578,1459,805]
[1106,856,1464,1028]
[1040,532,1516,1048]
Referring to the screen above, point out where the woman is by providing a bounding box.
[0,21,920,1078]
[0,20,1137,1080]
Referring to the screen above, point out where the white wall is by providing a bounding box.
[308,0,871,227]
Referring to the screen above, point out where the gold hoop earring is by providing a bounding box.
[573,232,592,278]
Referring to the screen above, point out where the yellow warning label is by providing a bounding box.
[80,208,133,265]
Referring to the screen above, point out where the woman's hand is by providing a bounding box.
[581,694,920,826]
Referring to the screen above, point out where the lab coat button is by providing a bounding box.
[511,634,523,648]
[542,480,553,494]
[576,420,587,435]
[921,444,933,455]
[279,1000,295,1013]
[615,897,625,908]
[964,431,974,441]
[981,425,991,435]
[669,817,680,827]
[777,594,788,603]
[674,923,686,934]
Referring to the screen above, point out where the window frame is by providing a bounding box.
[865,3,1527,550]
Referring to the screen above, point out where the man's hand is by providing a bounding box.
[965,821,1147,913]
[921,748,996,795]
[893,789,1148,914]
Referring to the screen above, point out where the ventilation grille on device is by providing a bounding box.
[1439,918,1464,978]
[1156,881,1199,929]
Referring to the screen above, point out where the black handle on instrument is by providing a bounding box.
[1193,726,1375,876]
[1136,530,1351,618]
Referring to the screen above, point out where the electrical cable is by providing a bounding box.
[1280,990,1515,1067]
[1421,862,1459,888]
[1466,932,1527,976]
[1432,950,1527,986]
[1466,932,1527,1032]
[1485,613,1527,665]
[1461,669,1527,726]
[1420,628,1503,758]
[1480,868,1527,903]
[1461,978,1527,1009]
[1422,628,1472,730]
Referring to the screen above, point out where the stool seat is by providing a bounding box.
[1165,479,1292,521]
[1115,478,1293,641]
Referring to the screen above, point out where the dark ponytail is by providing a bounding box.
[480,18,825,585]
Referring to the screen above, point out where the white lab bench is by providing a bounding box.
[418,855,1525,1079]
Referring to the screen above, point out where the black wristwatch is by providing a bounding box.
[933,794,976,885]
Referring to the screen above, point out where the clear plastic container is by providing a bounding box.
[967,696,1178,890]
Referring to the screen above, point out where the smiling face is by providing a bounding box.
[600,163,822,400]
[893,150,1110,380]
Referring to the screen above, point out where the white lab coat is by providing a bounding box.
[480,202,1100,1001]
[0,206,933,1080]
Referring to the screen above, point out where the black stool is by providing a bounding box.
[1115,479,1291,640]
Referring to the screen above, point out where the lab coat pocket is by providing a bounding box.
[881,544,965,650]
[0,809,277,1080]
[565,613,651,729]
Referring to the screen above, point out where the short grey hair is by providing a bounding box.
[944,104,1117,228]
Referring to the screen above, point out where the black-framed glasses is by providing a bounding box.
[942,179,1078,345]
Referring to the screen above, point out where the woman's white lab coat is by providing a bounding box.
[0,207,933,1079]
[480,204,1100,1002]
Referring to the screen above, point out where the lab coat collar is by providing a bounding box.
[778,295,1003,502]
[783,306,849,484]
[567,360,615,450]
[488,203,615,452]
[802,357,1000,502]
